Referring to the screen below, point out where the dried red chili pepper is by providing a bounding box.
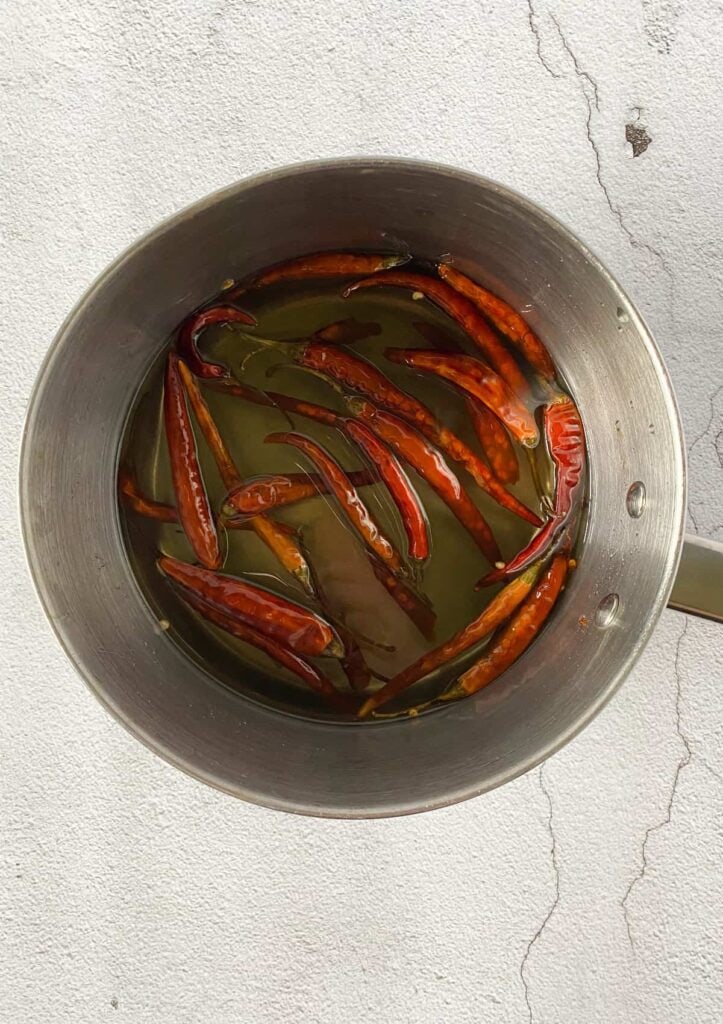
[178,360,241,491]
[343,417,429,563]
[346,398,501,564]
[177,305,256,380]
[177,361,314,594]
[445,554,569,699]
[466,400,520,485]
[359,562,542,716]
[343,271,528,395]
[157,555,341,658]
[438,264,556,381]
[205,377,275,408]
[176,585,350,712]
[164,353,221,569]
[118,468,178,523]
[235,251,409,293]
[385,348,539,447]
[368,557,436,641]
[117,467,253,531]
[265,431,406,576]
[262,389,341,427]
[294,342,541,526]
[312,318,381,345]
[478,398,584,586]
[223,469,375,518]
[412,320,520,484]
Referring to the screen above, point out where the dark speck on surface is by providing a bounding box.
[626,122,652,157]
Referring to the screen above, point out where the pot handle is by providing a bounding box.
[667,535,723,623]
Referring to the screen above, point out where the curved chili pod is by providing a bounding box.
[465,400,520,485]
[164,353,220,569]
[223,469,375,517]
[359,563,542,717]
[386,348,539,447]
[296,342,541,526]
[343,271,528,395]
[412,319,520,484]
[177,585,350,712]
[177,305,256,379]
[157,555,341,658]
[236,251,410,293]
[343,418,430,563]
[478,398,584,586]
[265,431,405,576]
[438,264,556,381]
[178,361,314,594]
[346,398,501,564]
[119,468,178,523]
[446,554,569,699]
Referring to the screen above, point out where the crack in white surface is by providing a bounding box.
[686,383,723,533]
[525,0,561,79]
[550,15,677,309]
[520,765,560,1022]
[550,15,599,108]
[621,618,692,948]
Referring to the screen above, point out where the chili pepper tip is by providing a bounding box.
[293,564,315,596]
[475,569,503,589]
[358,697,375,719]
[326,635,346,660]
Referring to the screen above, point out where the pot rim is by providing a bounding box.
[19,157,686,817]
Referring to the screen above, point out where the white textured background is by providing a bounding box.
[2,1,723,1021]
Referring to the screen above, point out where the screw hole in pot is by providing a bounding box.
[595,593,620,628]
[626,481,646,518]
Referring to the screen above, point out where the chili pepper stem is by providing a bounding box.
[407,559,424,588]
[221,501,242,520]
[370,697,438,719]
[265,361,345,395]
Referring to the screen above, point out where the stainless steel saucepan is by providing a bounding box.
[20,159,723,818]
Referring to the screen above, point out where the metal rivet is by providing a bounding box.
[595,593,620,628]
[626,481,646,518]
